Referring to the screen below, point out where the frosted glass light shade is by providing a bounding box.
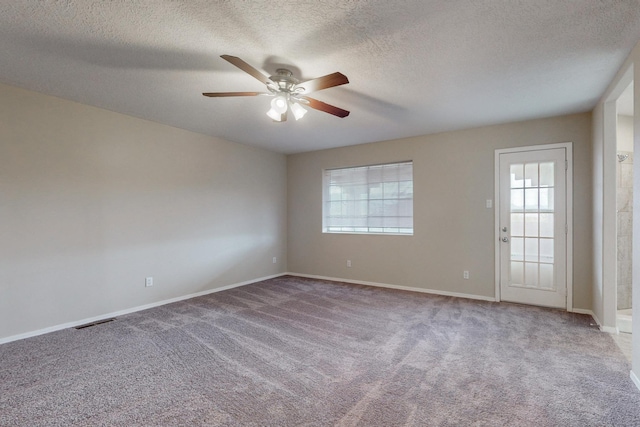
[290,102,307,120]
[271,96,288,114]
[266,108,283,121]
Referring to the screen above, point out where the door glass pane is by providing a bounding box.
[524,213,538,237]
[539,213,554,238]
[511,189,524,211]
[540,162,554,187]
[525,163,538,187]
[540,238,554,263]
[525,238,538,262]
[525,263,538,287]
[511,262,524,286]
[525,188,539,210]
[540,188,554,211]
[539,264,554,289]
[511,237,524,261]
[511,164,524,188]
[511,213,524,236]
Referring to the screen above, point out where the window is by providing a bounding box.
[323,161,413,234]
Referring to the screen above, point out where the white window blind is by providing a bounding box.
[323,161,413,234]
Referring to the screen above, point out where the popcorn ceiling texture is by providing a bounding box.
[0,1,639,153]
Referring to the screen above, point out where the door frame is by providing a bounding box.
[494,142,574,310]
[602,65,634,332]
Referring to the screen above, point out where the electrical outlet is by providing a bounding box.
[463,271,469,280]
[145,277,153,287]
[347,260,352,268]
[272,257,277,264]
[486,199,492,208]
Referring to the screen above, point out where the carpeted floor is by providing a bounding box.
[1,275,639,426]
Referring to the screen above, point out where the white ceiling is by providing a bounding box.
[1,1,639,154]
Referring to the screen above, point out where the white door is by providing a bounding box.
[498,147,568,308]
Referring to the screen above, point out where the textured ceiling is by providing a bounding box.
[1,1,640,154]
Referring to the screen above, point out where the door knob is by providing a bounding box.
[502,226,508,232]
[502,237,509,243]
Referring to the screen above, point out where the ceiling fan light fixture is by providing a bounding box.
[290,101,307,120]
[266,108,283,121]
[271,95,288,114]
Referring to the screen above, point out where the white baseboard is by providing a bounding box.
[617,312,633,334]
[286,272,496,302]
[570,308,594,315]
[573,308,619,334]
[0,273,287,345]
[631,371,640,392]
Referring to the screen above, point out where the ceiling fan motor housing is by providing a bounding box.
[269,69,301,94]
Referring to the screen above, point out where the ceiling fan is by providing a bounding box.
[203,55,350,122]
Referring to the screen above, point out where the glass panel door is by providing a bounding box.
[498,147,567,309]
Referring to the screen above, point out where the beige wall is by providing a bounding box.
[288,113,593,309]
[0,83,287,340]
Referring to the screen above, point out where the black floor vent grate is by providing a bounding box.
[74,318,116,330]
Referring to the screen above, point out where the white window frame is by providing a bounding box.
[322,161,414,235]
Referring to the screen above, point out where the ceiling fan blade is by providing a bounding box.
[297,72,349,94]
[220,55,271,85]
[202,92,266,97]
[302,97,350,118]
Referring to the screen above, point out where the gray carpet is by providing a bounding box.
[1,275,639,426]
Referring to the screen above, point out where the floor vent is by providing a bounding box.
[75,318,116,330]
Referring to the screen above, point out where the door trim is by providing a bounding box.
[494,142,573,310]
